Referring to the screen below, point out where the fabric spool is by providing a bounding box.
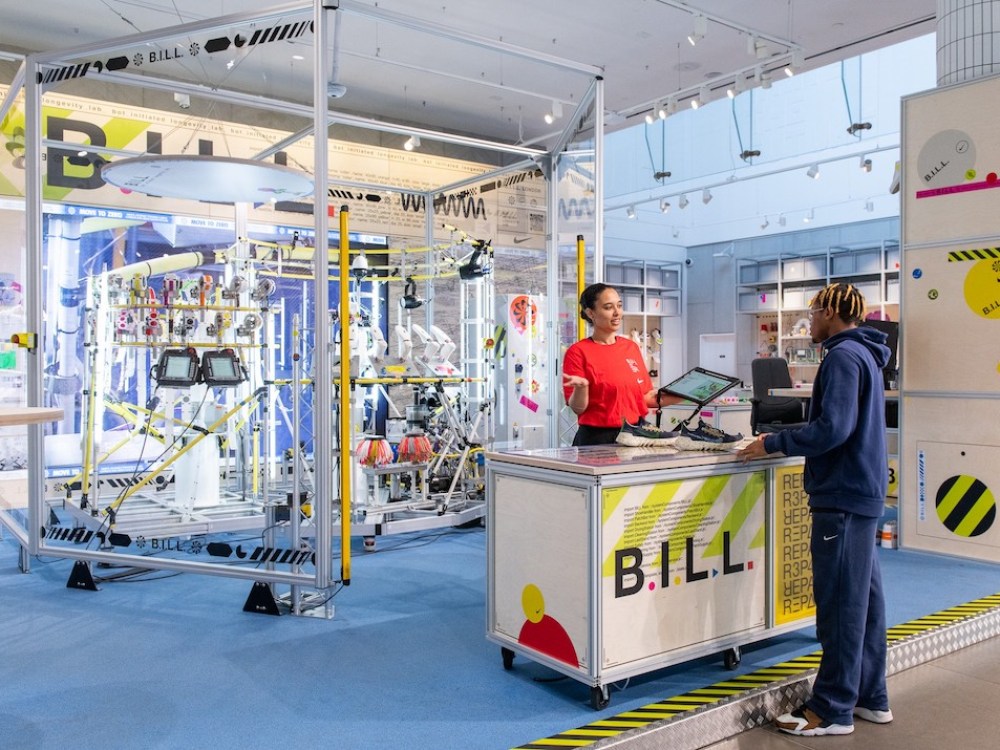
[397,431,433,463]
[355,435,393,467]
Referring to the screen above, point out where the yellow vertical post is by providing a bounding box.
[576,234,587,341]
[338,206,352,584]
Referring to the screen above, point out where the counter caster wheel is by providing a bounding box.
[723,646,742,670]
[590,685,610,710]
[501,646,515,671]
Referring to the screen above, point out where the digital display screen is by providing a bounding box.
[155,349,200,387]
[202,351,244,387]
[659,367,741,406]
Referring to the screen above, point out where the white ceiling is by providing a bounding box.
[0,0,936,152]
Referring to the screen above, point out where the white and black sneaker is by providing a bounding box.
[616,420,679,447]
[673,419,743,452]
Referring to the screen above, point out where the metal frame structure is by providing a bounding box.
[1,0,603,606]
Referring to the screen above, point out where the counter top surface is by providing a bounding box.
[485,441,798,476]
[0,407,64,427]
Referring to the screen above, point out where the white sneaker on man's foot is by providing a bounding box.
[775,706,854,736]
[854,706,893,724]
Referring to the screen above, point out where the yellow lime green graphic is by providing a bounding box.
[601,473,763,579]
[935,474,996,537]
[962,258,1000,320]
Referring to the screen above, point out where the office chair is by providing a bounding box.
[750,358,808,435]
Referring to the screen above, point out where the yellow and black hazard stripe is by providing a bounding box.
[948,247,1000,262]
[510,593,1000,749]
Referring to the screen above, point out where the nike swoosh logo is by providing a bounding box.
[513,236,531,244]
[823,534,838,541]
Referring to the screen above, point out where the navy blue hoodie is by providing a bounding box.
[763,326,891,518]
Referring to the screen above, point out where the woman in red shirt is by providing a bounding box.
[563,283,678,446]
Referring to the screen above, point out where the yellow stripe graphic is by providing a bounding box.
[948,247,1000,261]
[705,471,765,557]
[936,474,975,518]
[659,475,730,567]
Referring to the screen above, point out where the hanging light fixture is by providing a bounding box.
[806,163,820,179]
[784,50,804,77]
[803,208,815,223]
[543,99,563,125]
[678,194,689,209]
[687,15,707,46]
[860,156,873,173]
[626,205,637,219]
[403,135,421,152]
[660,199,671,213]
[702,188,713,205]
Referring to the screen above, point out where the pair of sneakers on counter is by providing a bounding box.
[615,418,742,451]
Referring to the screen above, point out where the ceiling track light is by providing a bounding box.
[687,15,707,46]
[784,50,805,77]
[701,188,713,204]
[660,198,671,213]
[778,215,787,226]
[645,111,656,125]
[847,121,873,135]
[806,163,820,179]
[403,135,421,151]
[739,149,761,162]
[860,156,873,173]
[746,34,769,59]
[678,194,689,209]
[543,99,563,125]
[803,208,814,223]
[760,217,770,230]
[626,205,637,219]
[864,199,875,212]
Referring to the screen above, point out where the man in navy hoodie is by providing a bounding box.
[739,282,892,737]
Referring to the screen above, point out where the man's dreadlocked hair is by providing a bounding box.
[809,282,867,325]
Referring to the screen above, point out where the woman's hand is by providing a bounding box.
[563,374,589,390]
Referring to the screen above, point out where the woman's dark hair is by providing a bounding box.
[579,283,614,322]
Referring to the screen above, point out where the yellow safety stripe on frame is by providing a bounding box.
[509,592,1000,750]
[947,247,1000,262]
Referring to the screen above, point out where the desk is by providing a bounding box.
[0,408,63,512]
[485,445,814,708]
[770,387,899,399]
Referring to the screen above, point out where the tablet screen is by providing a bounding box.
[658,367,740,405]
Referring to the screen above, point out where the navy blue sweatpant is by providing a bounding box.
[805,510,888,725]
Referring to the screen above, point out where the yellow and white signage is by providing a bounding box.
[599,471,766,668]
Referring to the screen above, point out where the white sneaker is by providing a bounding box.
[775,706,854,736]
[854,706,893,724]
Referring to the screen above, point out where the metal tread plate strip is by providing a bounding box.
[511,593,1000,750]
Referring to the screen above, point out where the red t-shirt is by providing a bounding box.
[562,337,652,428]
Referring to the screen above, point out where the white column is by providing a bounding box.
[937,0,1000,85]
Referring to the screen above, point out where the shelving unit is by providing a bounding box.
[735,240,899,385]
[605,258,682,378]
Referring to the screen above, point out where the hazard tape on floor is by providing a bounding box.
[510,592,1000,750]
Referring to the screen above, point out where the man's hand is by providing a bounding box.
[563,374,589,390]
[737,435,770,463]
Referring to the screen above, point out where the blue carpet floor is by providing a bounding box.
[3,526,1000,750]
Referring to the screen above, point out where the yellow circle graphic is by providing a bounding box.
[963,258,1000,320]
[966,169,977,180]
